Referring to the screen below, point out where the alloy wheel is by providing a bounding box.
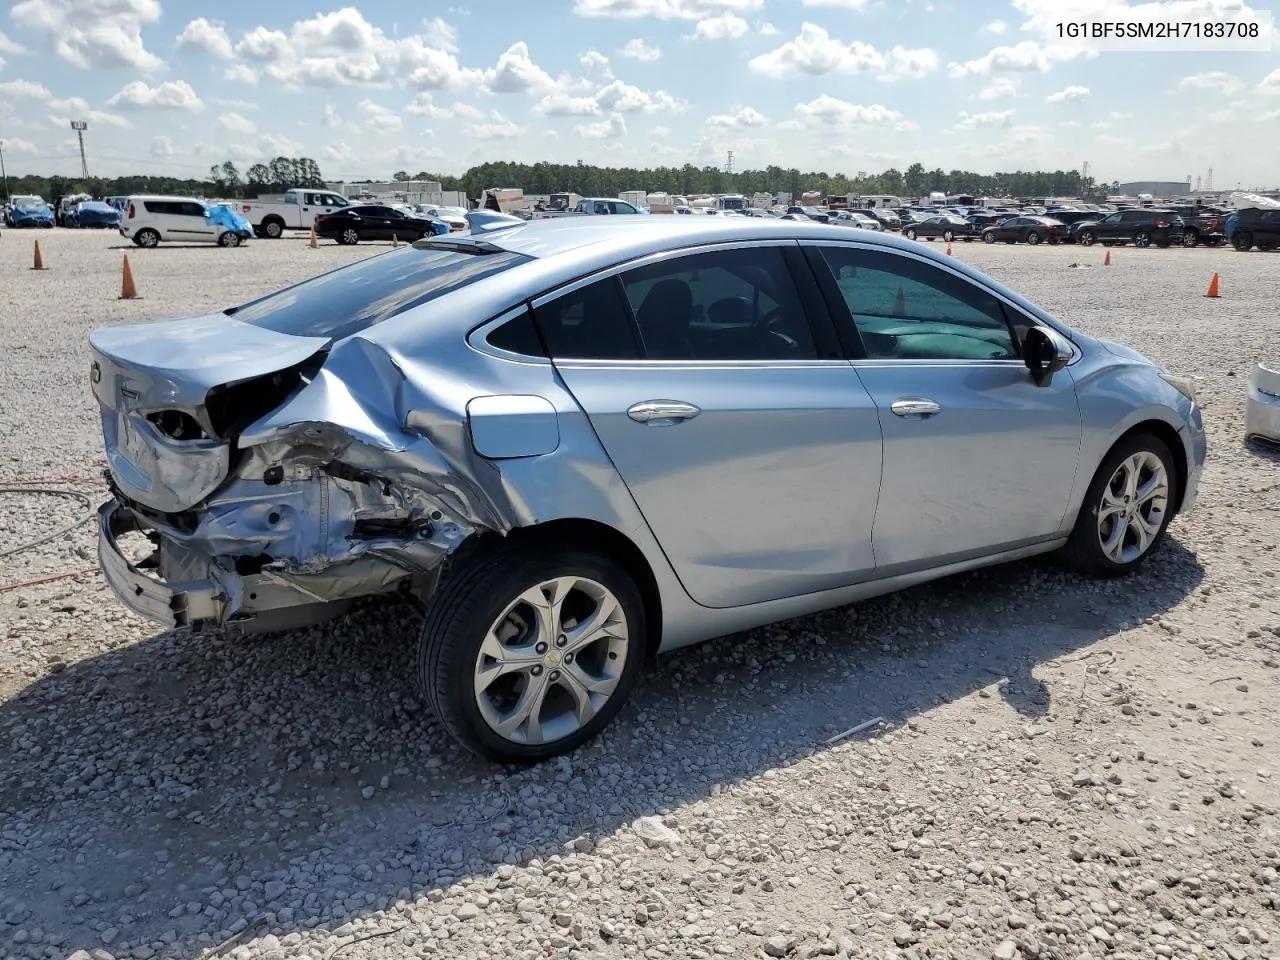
[1134,231,1152,248]
[342,228,359,245]
[1096,452,1169,565]
[474,576,629,746]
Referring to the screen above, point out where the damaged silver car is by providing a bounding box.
[92,217,1205,762]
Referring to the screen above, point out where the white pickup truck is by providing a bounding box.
[536,197,647,219]
[237,188,350,238]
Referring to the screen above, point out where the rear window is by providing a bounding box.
[227,246,529,341]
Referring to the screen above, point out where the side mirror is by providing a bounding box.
[1023,325,1072,386]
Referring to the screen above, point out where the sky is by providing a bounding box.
[0,0,1277,187]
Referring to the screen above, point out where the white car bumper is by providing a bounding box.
[1245,362,1280,444]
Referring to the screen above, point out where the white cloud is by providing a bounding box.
[235,25,290,61]
[407,52,488,92]
[0,136,36,153]
[800,0,871,7]
[984,19,1008,34]
[580,50,612,75]
[534,93,602,116]
[594,79,687,112]
[576,113,628,138]
[0,30,26,54]
[0,78,52,99]
[1046,84,1090,104]
[322,102,342,127]
[948,40,1092,77]
[487,41,557,93]
[466,111,525,139]
[619,37,662,60]
[150,134,173,157]
[176,18,233,58]
[749,23,883,78]
[955,109,1014,129]
[653,123,672,136]
[707,106,766,126]
[794,94,918,132]
[574,0,763,20]
[359,98,404,132]
[224,64,258,85]
[454,103,485,119]
[107,80,204,111]
[11,0,164,70]
[1260,68,1280,95]
[405,92,452,118]
[1177,71,1244,94]
[880,45,938,81]
[757,21,778,35]
[691,14,748,39]
[749,23,935,82]
[217,111,257,133]
[420,17,459,54]
[977,77,1021,100]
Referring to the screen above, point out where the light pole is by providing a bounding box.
[0,139,9,203]
[70,120,89,180]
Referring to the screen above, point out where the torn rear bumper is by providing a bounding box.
[98,500,236,628]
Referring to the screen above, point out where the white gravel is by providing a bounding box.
[1,228,1278,960]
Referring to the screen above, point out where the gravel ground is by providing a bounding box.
[1,228,1278,960]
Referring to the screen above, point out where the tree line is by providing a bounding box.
[3,156,1109,205]
[394,162,1106,202]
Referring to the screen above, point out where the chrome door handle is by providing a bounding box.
[627,400,701,424]
[890,397,941,418]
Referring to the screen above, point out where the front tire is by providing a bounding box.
[1061,433,1178,577]
[1025,231,1041,245]
[983,231,997,244]
[218,231,241,247]
[338,227,359,245]
[904,228,917,240]
[1233,232,1253,251]
[418,546,646,763]
[1182,230,1199,247]
[135,228,160,248]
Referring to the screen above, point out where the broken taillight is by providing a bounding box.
[1156,220,1170,228]
[128,203,136,219]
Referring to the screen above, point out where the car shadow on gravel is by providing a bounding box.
[0,538,1203,958]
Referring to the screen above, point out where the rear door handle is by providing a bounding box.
[890,397,941,418]
[627,400,701,424]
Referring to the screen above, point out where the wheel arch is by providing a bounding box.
[454,519,664,657]
[1104,419,1189,515]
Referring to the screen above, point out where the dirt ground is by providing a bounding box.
[0,228,1277,960]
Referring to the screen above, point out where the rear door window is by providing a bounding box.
[228,247,530,341]
[532,279,641,360]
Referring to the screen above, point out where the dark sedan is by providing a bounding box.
[785,205,830,224]
[981,215,1067,245]
[315,204,449,245]
[901,214,974,242]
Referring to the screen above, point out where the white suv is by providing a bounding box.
[119,196,249,248]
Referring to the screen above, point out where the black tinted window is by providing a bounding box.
[533,278,640,360]
[487,310,546,357]
[620,248,818,360]
[819,247,1017,361]
[144,200,178,215]
[229,247,529,341]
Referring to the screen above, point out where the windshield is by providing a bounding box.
[227,245,530,341]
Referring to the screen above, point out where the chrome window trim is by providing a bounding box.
[799,238,1084,365]
[468,306,552,365]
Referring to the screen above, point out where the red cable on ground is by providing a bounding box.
[0,566,101,594]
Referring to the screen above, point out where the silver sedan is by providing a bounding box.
[90,218,1206,762]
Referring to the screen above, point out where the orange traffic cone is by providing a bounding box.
[1103,249,1111,266]
[392,233,399,247]
[308,226,317,249]
[893,286,906,317]
[119,254,138,300]
[1205,272,1219,298]
[32,239,47,271]
[945,242,953,256]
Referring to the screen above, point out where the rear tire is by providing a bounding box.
[338,227,359,245]
[262,218,284,239]
[1061,433,1178,578]
[1078,230,1096,246]
[1134,230,1152,248]
[1025,231,1040,245]
[905,228,917,240]
[1233,232,1253,251]
[1182,230,1199,247]
[942,230,955,242]
[218,232,241,247]
[418,546,646,763]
